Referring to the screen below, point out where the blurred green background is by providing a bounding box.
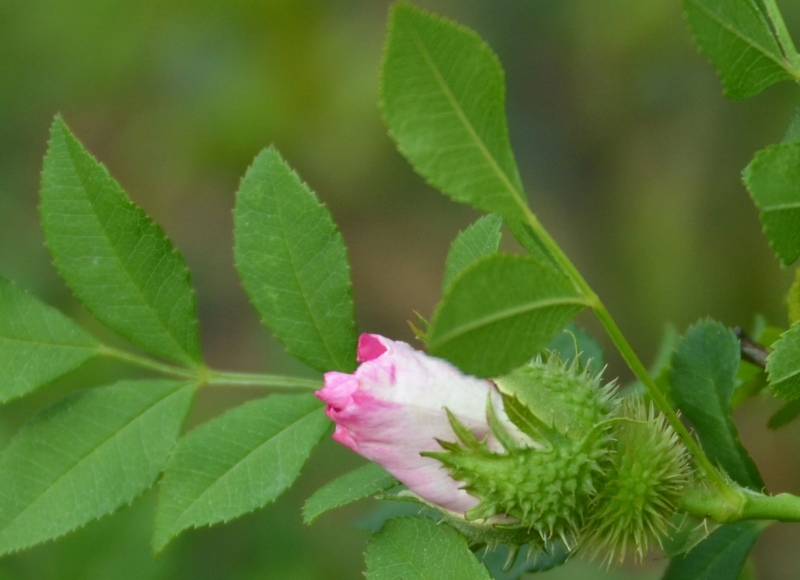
[1,0,800,578]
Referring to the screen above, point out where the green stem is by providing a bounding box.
[99,346,320,390]
[762,0,800,69]
[520,208,734,498]
[681,485,800,523]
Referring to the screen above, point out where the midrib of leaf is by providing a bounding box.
[167,405,324,528]
[0,383,193,538]
[691,0,800,79]
[63,134,197,366]
[385,531,433,580]
[691,527,756,577]
[432,296,586,345]
[402,20,530,217]
[270,167,347,371]
[763,201,800,210]
[0,336,99,351]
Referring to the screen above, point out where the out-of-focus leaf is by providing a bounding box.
[783,106,800,143]
[0,277,99,402]
[766,322,800,399]
[40,117,201,367]
[153,394,330,552]
[744,143,800,266]
[662,522,764,580]
[479,542,567,579]
[442,214,502,292]
[429,254,587,378]
[381,3,528,222]
[768,398,800,429]
[684,0,798,99]
[547,323,604,374]
[303,463,398,525]
[234,147,357,373]
[364,516,491,580]
[0,380,196,556]
[789,268,800,323]
[669,320,764,489]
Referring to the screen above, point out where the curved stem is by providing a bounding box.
[520,208,734,498]
[99,345,320,390]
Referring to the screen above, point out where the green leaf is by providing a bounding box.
[684,0,798,99]
[669,320,764,489]
[429,254,586,378]
[479,543,567,580]
[662,522,764,580]
[442,214,502,292]
[547,323,604,374]
[744,143,800,266]
[40,116,201,366]
[233,147,357,373]
[768,398,800,429]
[153,394,330,551]
[364,516,491,580]
[788,268,800,323]
[0,277,100,403]
[303,463,398,525]
[381,3,528,221]
[766,321,800,399]
[0,379,196,556]
[504,219,561,271]
[783,106,800,144]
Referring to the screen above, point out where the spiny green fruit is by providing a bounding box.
[426,354,617,546]
[581,397,691,566]
[494,354,617,442]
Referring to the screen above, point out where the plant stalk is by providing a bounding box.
[762,0,800,70]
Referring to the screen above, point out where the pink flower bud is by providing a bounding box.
[317,333,530,515]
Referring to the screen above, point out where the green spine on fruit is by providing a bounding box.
[426,354,617,545]
[581,397,691,566]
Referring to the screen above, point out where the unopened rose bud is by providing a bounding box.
[317,334,530,515]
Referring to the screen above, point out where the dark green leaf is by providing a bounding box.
[479,543,567,580]
[504,219,561,270]
[442,214,502,292]
[234,147,357,373]
[768,398,800,429]
[546,323,604,374]
[684,0,797,99]
[662,522,763,580]
[429,254,587,378]
[382,3,529,221]
[766,321,800,399]
[783,106,800,143]
[744,143,800,266]
[303,463,398,525]
[0,277,100,402]
[0,380,196,556]
[364,516,491,580]
[153,394,330,551]
[40,116,201,366]
[669,320,764,489]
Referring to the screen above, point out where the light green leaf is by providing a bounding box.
[504,218,561,271]
[364,516,491,580]
[0,277,100,403]
[429,254,586,378]
[0,379,196,556]
[381,3,528,221]
[766,321,800,399]
[153,394,330,552]
[40,116,201,366]
[744,143,800,266]
[684,0,798,99]
[234,147,357,373]
[442,214,502,292]
[669,320,764,489]
[303,463,398,525]
[662,521,764,580]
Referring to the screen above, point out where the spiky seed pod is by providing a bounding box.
[426,355,617,546]
[581,397,691,566]
[494,354,618,443]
